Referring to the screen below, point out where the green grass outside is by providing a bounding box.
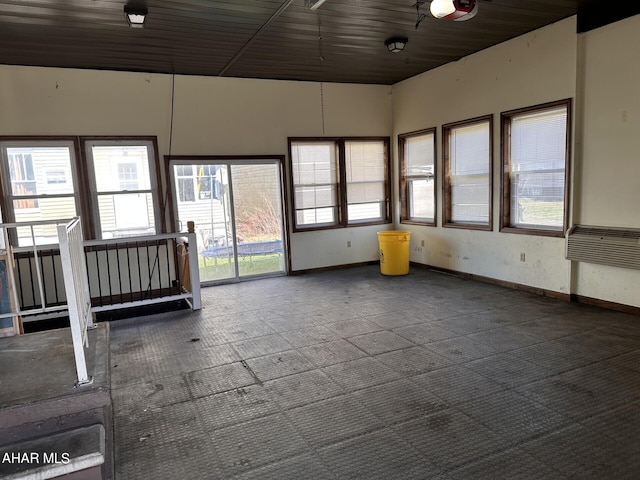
[198,253,284,282]
[517,199,564,227]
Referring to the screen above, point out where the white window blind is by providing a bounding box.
[291,141,338,227]
[345,140,386,222]
[448,121,490,224]
[403,133,435,222]
[509,105,567,229]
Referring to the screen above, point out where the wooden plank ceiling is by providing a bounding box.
[0,0,604,85]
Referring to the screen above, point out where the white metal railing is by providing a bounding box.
[0,218,74,325]
[1,218,202,386]
[58,218,93,385]
[84,232,201,312]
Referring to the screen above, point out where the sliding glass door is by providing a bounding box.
[171,158,286,284]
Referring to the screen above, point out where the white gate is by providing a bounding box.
[58,218,93,385]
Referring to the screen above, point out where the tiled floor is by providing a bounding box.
[110,266,640,479]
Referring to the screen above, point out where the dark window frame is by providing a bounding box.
[500,99,572,237]
[399,128,437,226]
[80,136,163,239]
[0,136,84,243]
[288,137,391,232]
[442,115,494,231]
[0,135,164,243]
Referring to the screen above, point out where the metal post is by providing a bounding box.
[187,231,201,310]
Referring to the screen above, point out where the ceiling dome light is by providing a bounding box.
[431,0,478,21]
[430,0,456,18]
[124,5,148,28]
[385,37,408,53]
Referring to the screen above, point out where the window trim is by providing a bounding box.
[0,136,84,244]
[80,136,164,239]
[399,128,437,226]
[499,99,572,237]
[288,137,391,232]
[442,115,494,231]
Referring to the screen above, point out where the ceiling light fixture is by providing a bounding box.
[385,37,408,53]
[124,5,148,28]
[430,0,478,21]
[305,0,328,10]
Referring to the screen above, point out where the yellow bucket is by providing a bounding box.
[377,230,411,276]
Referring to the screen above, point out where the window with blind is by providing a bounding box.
[443,116,492,229]
[290,140,339,228]
[399,129,436,225]
[501,100,571,235]
[0,140,80,246]
[289,137,390,231]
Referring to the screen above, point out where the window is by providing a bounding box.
[443,116,492,229]
[399,129,436,225]
[83,139,160,239]
[1,136,162,243]
[501,100,571,236]
[0,140,79,246]
[176,165,196,203]
[196,165,221,201]
[289,137,390,230]
[174,165,222,203]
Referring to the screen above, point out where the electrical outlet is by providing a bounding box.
[347,240,351,248]
[520,252,526,262]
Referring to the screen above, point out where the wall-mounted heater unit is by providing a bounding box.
[566,225,640,270]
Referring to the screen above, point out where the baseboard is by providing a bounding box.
[410,261,640,315]
[290,261,378,276]
[410,261,572,301]
[570,294,640,316]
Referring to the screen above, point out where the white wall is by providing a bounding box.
[573,14,640,307]
[2,13,640,307]
[392,18,577,295]
[0,67,392,272]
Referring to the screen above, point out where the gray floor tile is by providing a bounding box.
[516,364,640,421]
[467,327,541,352]
[448,447,567,480]
[245,350,315,381]
[298,339,367,367]
[352,379,448,425]
[112,374,190,414]
[422,336,499,363]
[375,346,455,376]
[287,394,384,447]
[231,453,335,480]
[211,413,308,476]
[115,401,206,451]
[414,365,506,405]
[278,325,341,348]
[393,323,459,344]
[520,424,640,479]
[580,401,640,452]
[263,369,345,409]
[186,362,257,398]
[393,410,510,471]
[318,429,442,479]
[465,352,553,387]
[347,330,415,355]
[108,266,640,479]
[116,435,224,480]
[322,357,403,392]
[194,384,280,430]
[456,390,572,443]
[326,318,385,337]
[232,334,293,359]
